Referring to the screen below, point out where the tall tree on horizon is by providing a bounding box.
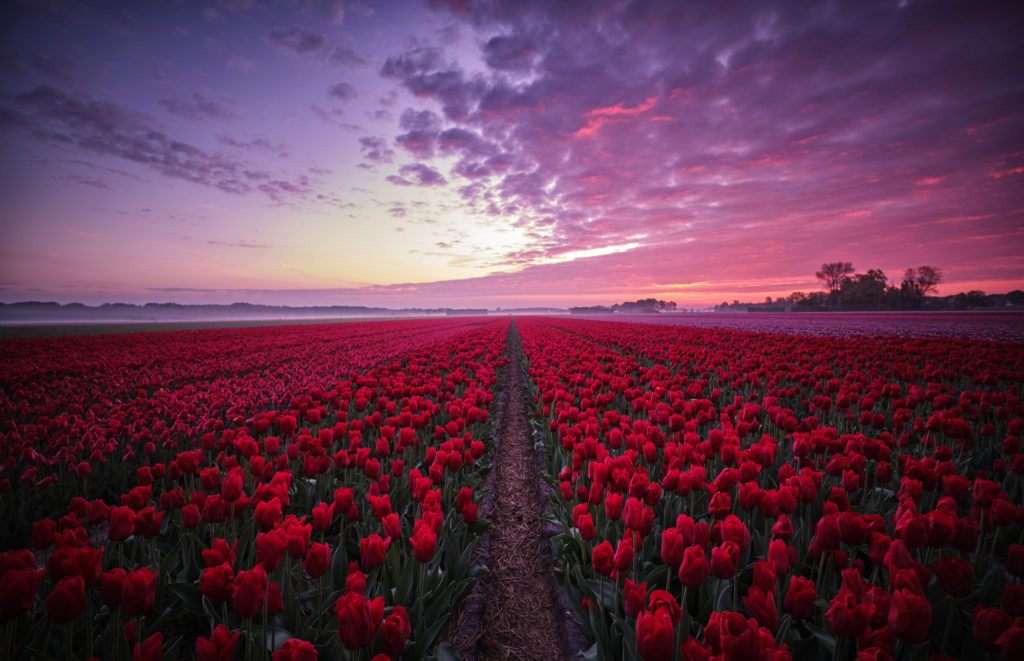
[816,262,856,306]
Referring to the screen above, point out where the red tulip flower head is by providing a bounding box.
[196,624,239,661]
[336,591,385,649]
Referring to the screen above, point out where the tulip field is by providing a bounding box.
[0,318,507,661]
[1,315,1023,660]
[519,317,1024,661]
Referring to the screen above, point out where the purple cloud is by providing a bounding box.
[328,45,370,67]
[381,47,485,120]
[268,25,327,56]
[158,92,237,121]
[358,136,395,163]
[7,86,315,202]
[483,34,538,71]
[327,82,357,103]
[372,0,1022,284]
[394,108,442,157]
[390,163,446,187]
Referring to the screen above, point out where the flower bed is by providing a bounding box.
[519,316,1024,660]
[0,317,509,660]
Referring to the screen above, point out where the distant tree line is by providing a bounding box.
[716,263,1024,311]
[570,298,678,314]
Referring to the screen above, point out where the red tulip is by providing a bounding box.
[825,586,873,638]
[1007,544,1024,579]
[636,609,674,661]
[613,535,635,572]
[286,520,312,559]
[99,568,128,607]
[784,576,816,619]
[233,566,268,619]
[200,563,235,604]
[122,567,157,616]
[679,545,709,590]
[48,544,103,586]
[578,513,595,540]
[31,519,57,550]
[133,506,164,538]
[810,514,840,554]
[1004,585,1024,618]
[888,588,932,642]
[360,534,390,569]
[257,529,287,572]
[660,527,684,569]
[742,585,778,632]
[593,541,614,576]
[272,638,318,661]
[202,538,237,568]
[196,624,238,661]
[0,567,45,622]
[345,561,366,595]
[624,578,648,617]
[996,618,1024,660]
[382,605,412,658]
[767,539,791,576]
[719,515,750,554]
[133,632,163,661]
[974,606,1013,651]
[708,492,731,520]
[335,591,385,649]
[604,492,624,520]
[221,471,244,502]
[382,512,402,539]
[624,496,646,530]
[710,541,740,580]
[934,555,974,598]
[303,542,331,579]
[182,504,200,528]
[312,501,336,531]
[255,498,283,530]
[411,523,436,564]
[47,575,85,623]
[648,590,681,625]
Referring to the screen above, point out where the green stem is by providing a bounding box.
[416,562,425,653]
[941,597,957,655]
[975,510,986,564]
[989,528,1001,569]
[3,622,14,661]
[85,591,94,659]
[778,615,793,644]
[263,581,270,661]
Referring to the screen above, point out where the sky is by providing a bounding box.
[1,0,1022,309]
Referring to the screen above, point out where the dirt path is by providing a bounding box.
[470,320,571,661]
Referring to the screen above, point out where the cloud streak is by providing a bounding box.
[5,86,318,203]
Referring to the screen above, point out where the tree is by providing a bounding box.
[839,269,888,308]
[913,266,943,296]
[790,291,827,309]
[816,262,855,306]
[900,266,944,308]
[953,290,988,309]
[902,266,944,297]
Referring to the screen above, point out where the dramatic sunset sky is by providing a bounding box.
[1,0,1021,309]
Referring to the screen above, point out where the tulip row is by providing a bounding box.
[518,317,1024,661]
[0,317,510,660]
